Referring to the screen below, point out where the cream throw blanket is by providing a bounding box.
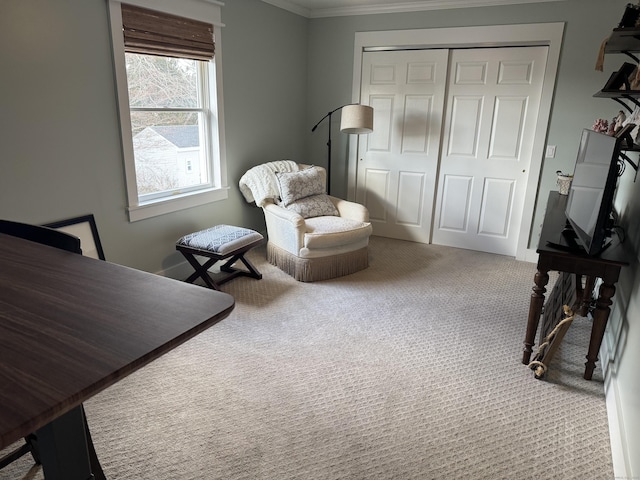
[239,160,300,207]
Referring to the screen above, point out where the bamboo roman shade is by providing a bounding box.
[121,4,215,61]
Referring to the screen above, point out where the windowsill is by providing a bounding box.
[127,187,229,222]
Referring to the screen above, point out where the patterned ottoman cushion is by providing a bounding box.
[177,225,263,256]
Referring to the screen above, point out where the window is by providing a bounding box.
[108,1,227,221]
[127,54,210,199]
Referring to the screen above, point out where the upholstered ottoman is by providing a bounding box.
[176,224,263,290]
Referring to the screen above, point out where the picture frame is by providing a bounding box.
[44,214,105,261]
[602,62,638,91]
[616,122,637,149]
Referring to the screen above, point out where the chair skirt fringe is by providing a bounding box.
[267,242,369,282]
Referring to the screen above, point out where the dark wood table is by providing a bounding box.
[521,191,630,380]
[0,233,235,479]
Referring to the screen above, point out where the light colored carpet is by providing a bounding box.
[1,236,613,479]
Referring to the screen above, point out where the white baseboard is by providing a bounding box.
[156,259,192,280]
[605,376,629,479]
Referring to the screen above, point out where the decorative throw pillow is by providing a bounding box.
[286,194,339,218]
[276,167,325,207]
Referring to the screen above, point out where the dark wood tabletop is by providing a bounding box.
[0,233,235,450]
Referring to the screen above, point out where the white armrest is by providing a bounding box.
[329,196,370,222]
[264,202,305,227]
[263,203,305,254]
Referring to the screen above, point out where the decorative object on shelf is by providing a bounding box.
[311,103,373,194]
[607,110,627,135]
[614,110,627,132]
[622,105,640,125]
[593,7,640,182]
[596,3,640,70]
[618,2,640,29]
[602,61,639,91]
[615,121,638,150]
[619,106,640,144]
[630,66,640,90]
[592,118,609,133]
[556,170,573,195]
[596,36,610,72]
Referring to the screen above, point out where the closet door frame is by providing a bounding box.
[347,23,564,261]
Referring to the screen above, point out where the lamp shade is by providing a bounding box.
[340,105,374,134]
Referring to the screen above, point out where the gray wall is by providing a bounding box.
[0,0,308,274]
[1,0,638,476]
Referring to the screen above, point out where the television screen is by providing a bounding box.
[564,129,619,255]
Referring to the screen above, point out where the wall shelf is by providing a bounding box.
[605,27,640,62]
[593,91,640,112]
[595,25,640,181]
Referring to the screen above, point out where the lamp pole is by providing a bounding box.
[311,104,351,195]
[312,103,374,196]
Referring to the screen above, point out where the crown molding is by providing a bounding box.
[261,0,312,17]
[262,0,567,18]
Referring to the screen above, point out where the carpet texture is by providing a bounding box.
[0,236,614,479]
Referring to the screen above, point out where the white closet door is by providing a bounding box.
[356,49,448,243]
[432,46,548,256]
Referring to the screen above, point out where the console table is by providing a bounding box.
[521,191,630,380]
[0,233,235,479]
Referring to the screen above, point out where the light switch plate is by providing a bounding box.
[545,145,556,158]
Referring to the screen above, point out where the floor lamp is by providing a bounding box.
[311,104,373,195]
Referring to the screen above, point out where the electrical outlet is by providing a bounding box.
[545,145,556,158]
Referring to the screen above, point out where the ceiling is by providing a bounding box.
[261,0,565,18]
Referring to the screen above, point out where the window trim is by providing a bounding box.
[108,0,227,222]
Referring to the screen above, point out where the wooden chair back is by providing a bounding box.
[0,219,81,254]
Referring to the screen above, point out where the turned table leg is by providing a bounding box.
[584,282,615,380]
[522,268,549,364]
[575,275,596,317]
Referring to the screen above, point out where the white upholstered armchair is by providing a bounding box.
[239,160,372,282]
